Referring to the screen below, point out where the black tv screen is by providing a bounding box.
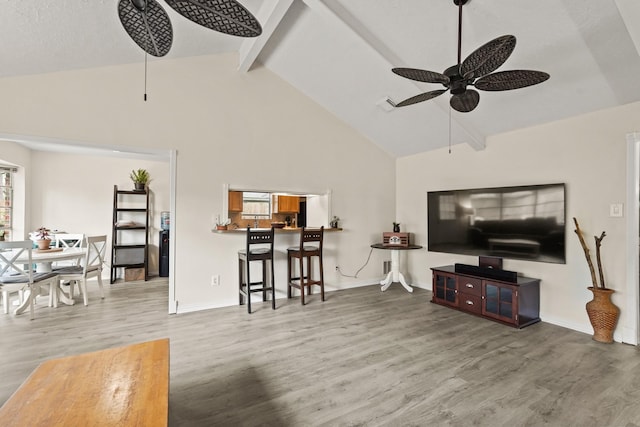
[428,183,566,264]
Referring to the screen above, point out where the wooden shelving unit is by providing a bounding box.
[111,185,149,283]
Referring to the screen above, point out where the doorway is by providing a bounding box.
[626,132,640,345]
[0,134,177,315]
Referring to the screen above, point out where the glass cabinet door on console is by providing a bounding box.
[432,271,458,307]
[482,282,517,323]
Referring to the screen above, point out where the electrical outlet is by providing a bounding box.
[335,266,339,271]
[211,275,220,286]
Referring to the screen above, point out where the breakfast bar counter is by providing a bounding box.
[213,227,343,233]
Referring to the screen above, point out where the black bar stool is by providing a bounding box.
[238,227,276,313]
[287,226,325,305]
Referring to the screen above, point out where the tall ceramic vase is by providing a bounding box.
[585,287,620,343]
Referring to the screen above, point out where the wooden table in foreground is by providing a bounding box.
[0,338,169,427]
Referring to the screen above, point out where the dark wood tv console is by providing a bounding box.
[431,265,541,328]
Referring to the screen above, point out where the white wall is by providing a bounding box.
[0,53,396,312]
[397,101,640,341]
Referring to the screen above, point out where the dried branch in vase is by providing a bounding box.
[573,217,606,289]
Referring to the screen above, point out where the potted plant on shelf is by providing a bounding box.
[34,226,52,250]
[573,217,620,343]
[130,169,150,191]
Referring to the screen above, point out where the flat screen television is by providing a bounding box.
[428,183,566,264]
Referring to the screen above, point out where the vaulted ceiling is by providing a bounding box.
[2,0,640,157]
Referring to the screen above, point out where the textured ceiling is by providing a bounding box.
[1,0,640,158]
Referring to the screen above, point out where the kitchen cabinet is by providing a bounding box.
[274,195,299,213]
[228,191,243,212]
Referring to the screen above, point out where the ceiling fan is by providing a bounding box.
[392,0,549,113]
[117,0,263,57]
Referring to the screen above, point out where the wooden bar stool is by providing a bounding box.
[238,227,276,313]
[287,226,325,305]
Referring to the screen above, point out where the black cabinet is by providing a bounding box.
[431,265,540,328]
[110,185,149,283]
[159,230,169,277]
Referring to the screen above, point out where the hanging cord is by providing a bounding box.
[142,2,149,102]
[144,50,148,102]
[448,104,452,154]
[336,247,374,278]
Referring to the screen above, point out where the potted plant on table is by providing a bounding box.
[573,217,620,343]
[130,169,150,191]
[34,227,52,250]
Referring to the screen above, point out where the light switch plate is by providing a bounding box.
[610,203,623,217]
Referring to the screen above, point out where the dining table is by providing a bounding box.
[9,246,86,312]
[14,247,85,272]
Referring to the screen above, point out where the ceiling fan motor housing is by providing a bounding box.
[131,0,146,11]
[444,65,468,95]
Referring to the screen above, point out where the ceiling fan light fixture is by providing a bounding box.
[450,89,480,113]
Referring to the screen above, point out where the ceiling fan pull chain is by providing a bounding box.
[448,104,452,154]
[144,50,148,102]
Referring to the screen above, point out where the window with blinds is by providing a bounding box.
[0,165,16,241]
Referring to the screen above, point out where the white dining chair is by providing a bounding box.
[53,233,85,297]
[0,240,60,319]
[1,286,24,315]
[56,235,106,306]
[54,233,85,251]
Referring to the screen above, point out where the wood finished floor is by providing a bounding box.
[1,280,639,426]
